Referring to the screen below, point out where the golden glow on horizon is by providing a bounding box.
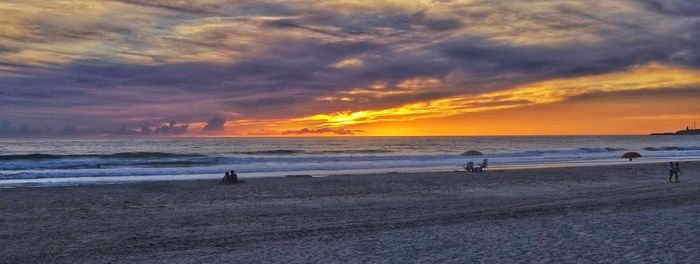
[354,93,700,136]
[288,63,700,131]
[484,63,700,104]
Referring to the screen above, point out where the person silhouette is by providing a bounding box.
[674,163,681,183]
[230,170,238,183]
[223,172,230,184]
[668,162,675,183]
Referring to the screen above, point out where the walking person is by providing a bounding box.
[668,162,675,183]
[674,162,682,183]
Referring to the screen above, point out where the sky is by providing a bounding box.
[0,0,699,137]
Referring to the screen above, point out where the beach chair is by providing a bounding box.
[464,161,474,171]
[473,159,488,172]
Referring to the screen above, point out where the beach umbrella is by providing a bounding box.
[461,150,484,162]
[621,152,642,162]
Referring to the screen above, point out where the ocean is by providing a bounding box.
[1,136,699,187]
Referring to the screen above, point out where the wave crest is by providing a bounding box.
[0,152,203,161]
[643,146,700,151]
[233,149,393,155]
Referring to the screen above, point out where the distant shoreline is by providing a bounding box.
[650,128,700,135]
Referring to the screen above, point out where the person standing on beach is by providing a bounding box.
[674,163,682,183]
[668,162,675,183]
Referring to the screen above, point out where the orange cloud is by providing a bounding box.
[290,63,700,129]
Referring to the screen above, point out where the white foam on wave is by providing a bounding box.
[2,136,700,188]
[4,157,700,188]
[0,165,460,188]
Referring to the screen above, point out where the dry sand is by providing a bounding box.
[1,162,698,263]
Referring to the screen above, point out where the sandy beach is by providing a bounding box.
[1,162,698,263]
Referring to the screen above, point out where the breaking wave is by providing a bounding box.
[233,149,394,155]
[643,146,700,151]
[0,152,203,161]
[2,137,700,185]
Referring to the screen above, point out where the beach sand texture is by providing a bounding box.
[1,162,698,263]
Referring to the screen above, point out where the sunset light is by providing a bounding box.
[2,2,700,263]
[0,0,698,137]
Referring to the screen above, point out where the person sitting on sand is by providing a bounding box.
[222,172,230,184]
[230,170,238,183]
[221,170,239,185]
[674,163,682,183]
[222,171,239,185]
[668,162,675,183]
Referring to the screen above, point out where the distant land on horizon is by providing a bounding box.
[651,126,700,135]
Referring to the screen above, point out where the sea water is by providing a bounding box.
[1,136,699,187]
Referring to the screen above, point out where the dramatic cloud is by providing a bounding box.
[282,128,357,135]
[0,0,698,136]
[203,117,226,132]
[154,120,189,135]
[108,120,190,136]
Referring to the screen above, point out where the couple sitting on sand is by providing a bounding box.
[668,162,682,183]
[222,170,238,185]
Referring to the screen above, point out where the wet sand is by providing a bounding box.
[1,162,698,263]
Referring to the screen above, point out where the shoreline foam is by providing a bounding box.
[2,158,699,188]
